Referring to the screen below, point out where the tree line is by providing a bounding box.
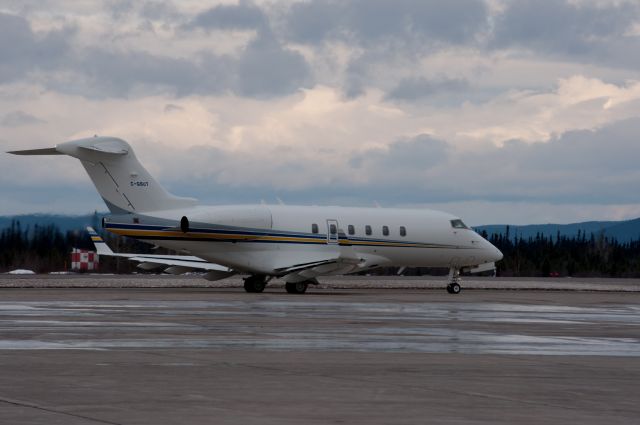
[481,227,640,277]
[0,220,155,274]
[1,220,640,277]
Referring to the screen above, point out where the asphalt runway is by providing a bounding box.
[0,277,639,424]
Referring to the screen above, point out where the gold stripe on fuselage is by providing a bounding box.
[106,227,450,249]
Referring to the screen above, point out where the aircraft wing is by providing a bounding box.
[274,258,343,274]
[86,227,234,278]
[273,242,382,283]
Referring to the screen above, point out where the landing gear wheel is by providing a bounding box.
[447,282,461,294]
[285,282,308,294]
[244,276,266,293]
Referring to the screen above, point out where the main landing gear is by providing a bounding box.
[243,275,267,293]
[285,281,308,294]
[243,276,314,294]
[446,268,462,294]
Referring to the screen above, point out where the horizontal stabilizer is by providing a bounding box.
[86,227,234,274]
[7,147,62,155]
[78,140,128,155]
[126,256,231,272]
[87,227,114,255]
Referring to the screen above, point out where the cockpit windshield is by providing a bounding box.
[450,219,469,229]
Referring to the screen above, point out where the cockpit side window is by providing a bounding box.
[450,219,469,229]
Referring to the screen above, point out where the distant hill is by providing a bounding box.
[2,213,640,243]
[475,218,640,243]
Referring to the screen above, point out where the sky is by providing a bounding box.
[2,0,640,225]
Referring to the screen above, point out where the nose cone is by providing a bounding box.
[491,245,504,262]
[480,238,503,263]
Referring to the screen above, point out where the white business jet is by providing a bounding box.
[10,136,502,294]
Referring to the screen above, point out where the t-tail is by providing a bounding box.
[8,137,197,214]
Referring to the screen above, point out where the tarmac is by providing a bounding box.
[0,275,639,424]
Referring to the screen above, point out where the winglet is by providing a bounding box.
[86,227,114,255]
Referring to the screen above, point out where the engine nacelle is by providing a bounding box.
[180,206,272,232]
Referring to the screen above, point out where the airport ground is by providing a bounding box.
[0,275,639,424]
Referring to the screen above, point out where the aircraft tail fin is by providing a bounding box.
[9,137,197,214]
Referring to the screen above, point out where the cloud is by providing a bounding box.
[350,135,450,174]
[0,13,72,83]
[144,117,640,208]
[385,77,470,101]
[186,2,268,31]
[235,36,311,97]
[1,1,640,225]
[69,42,309,99]
[0,7,311,99]
[285,0,489,46]
[163,103,183,113]
[340,118,640,205]
[1,111,46,127]
[492,0,640,68]
[71,49,212,98]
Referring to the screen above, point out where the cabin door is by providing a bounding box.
[326,219,339,245]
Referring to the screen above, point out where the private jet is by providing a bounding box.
[9,136,503,294]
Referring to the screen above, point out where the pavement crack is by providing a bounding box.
[0,396,124,425]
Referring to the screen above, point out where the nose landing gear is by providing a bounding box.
[446,268,462,294]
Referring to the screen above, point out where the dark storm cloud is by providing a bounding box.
[0,13,72,83]
[284,0,489,45]
[385,77,470,101]
[492,0,640,67]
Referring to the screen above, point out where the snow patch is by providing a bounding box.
[7,269,36,275]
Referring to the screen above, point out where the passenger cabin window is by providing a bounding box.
[382,225,389,236]
[312,223,319,234]
[329,224,337,235]
[348,224,355,235]
[365,225,372,235]
[400,226,407,237]
[450,219,468,229]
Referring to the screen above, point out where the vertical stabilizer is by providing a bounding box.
[9,137,197,213]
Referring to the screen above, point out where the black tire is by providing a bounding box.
[243,279,255,293]
[285,282,308,294]
[450,282,461,294]
[244,276,266,293]
[446,284,453,294]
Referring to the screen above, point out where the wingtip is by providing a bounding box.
[7,147,62,156]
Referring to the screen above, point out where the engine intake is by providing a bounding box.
[180,216,189,233]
